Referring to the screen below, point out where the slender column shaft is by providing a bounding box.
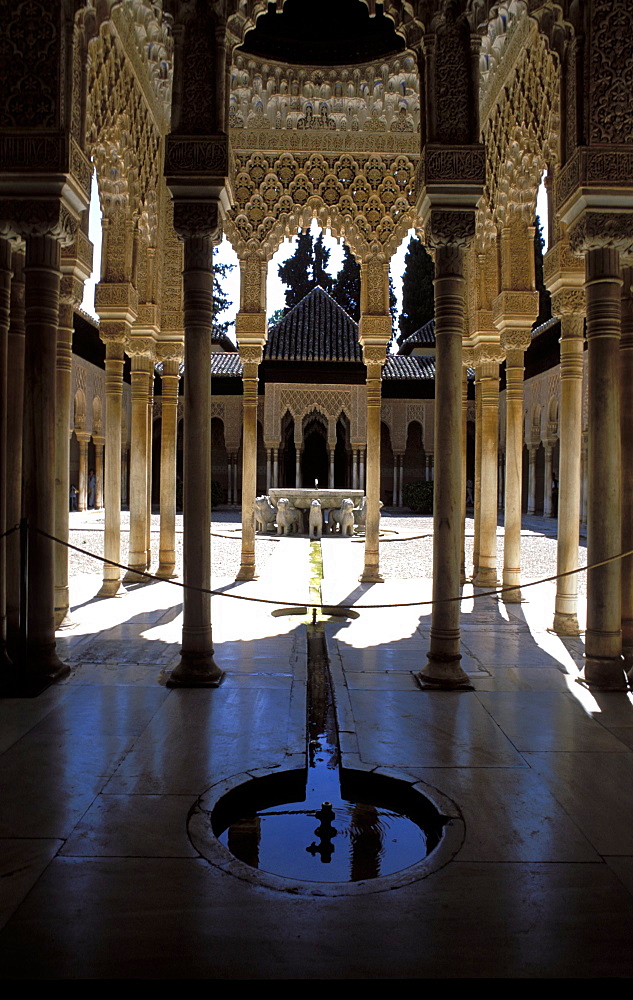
[295,448,301,488]
[77,435,88,511]
[474,362,499,586]
[554,317,584,633]
[94,439,104,509]
[125,360,151,579]
[0,238,11,665]
[329,447,335,489]
[157,360,180,578]
[398,455,404,507]
[98,337,126,597]
[359,449,365,490]
[22,234,68,682]
[169,235,222,686]
[543,446,553,516]
[273,448,278,489]
[584,247,624,688]
[527,448,537,514]
[460,365,468,583]
[472,372,482,577]
[146,378,153,569]
[6,250,25,657]
[352,449,358,489]
[581,435,588,526]
[360,372,383,581]
[54,301,74,625]
[266,449,271,492]
[237,361,260,581]
[621,267,633,657]
[420,246,470,687]
[502,340,529,601]
[392,455,398,505]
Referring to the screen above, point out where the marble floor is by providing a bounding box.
[1,525,633,979]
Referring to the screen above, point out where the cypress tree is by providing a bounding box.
[330,243,360,320]
[398,237,435,344]
[313,233,333,292]
[277,230,315,309]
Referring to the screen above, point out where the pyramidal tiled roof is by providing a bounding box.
[398,318,435,354]
[211,352,243,377]
[383,355,436,379]
[264,286,362,363]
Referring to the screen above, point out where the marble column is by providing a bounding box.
[157,354,181,579]
[54,298,75,626]
[543,445,553,517]
[359,448,365,491]
[460,360,469,583]
[168,235,223,687]
[473,351,501,587]
[146,374,154,570]
[352,449,358,490]
[236,343,262,581]
[21,234,69,683]
[6,249,25,658]
[398,455,404,507]
[500,332,531,601]
[77,432,89,511]
[266,448,272,492]
[425,454,432,481]
[419,246,471,687]
[273,448,279,489]
[585,249,626,690]
[527,446,537,514]
[553,312,584,634]
[472,367,482,578]
[98,334,127,598]
[583,248,624,689]
[621,266,633,661]
[329,447,335,489]
[125,352,154,581]
[94,437,105,509]
[0,237,11,669]
[295,446,301,488]
[360,349,386,582]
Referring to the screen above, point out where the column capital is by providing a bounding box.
[500,329,532,354]
[156,341,184,366]
[126,336,157,362]
[473,341,504,367]
[492,290,539,331]
[551,286,586,318]
[425,210,476,250]
[235,310,267,344]
[569,211,633,256]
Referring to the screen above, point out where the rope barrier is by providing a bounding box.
[0,524,19,540]
[32,524,627,613]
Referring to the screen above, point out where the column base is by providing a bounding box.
[501,572,522,603]
[551,611,582,636]
[579,656,628,691]
[124,565,149,583]
[236,565,258,581]
[416,654,473,691]
[473,568,499,588]
[1,646,70,697]
[97,578,126,598]
[166,650,224,688]
[156,564,178,580]
[359,570,384,583]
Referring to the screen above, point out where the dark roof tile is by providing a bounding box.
[264,286,362,362]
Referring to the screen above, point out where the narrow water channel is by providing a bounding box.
[217,540,442,883]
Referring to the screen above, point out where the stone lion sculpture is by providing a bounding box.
[255,495,277,533]
[354,496,383,530]
[276,497,302,535]
[308,498,323,538]
[328,498,355,536]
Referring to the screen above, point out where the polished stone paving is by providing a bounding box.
[1,523,633,978]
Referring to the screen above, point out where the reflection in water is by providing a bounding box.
[218,626,437,883]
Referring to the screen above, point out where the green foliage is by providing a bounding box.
[330,243,360,319]
[268,307,287,329]
[211,479,224,508]
[398,237,435,343]
[403,480,434,515]
[212,248,235,339]
[534,216,552,326]
[313,234,333,293]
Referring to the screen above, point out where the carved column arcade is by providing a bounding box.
[499,329,532,601]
